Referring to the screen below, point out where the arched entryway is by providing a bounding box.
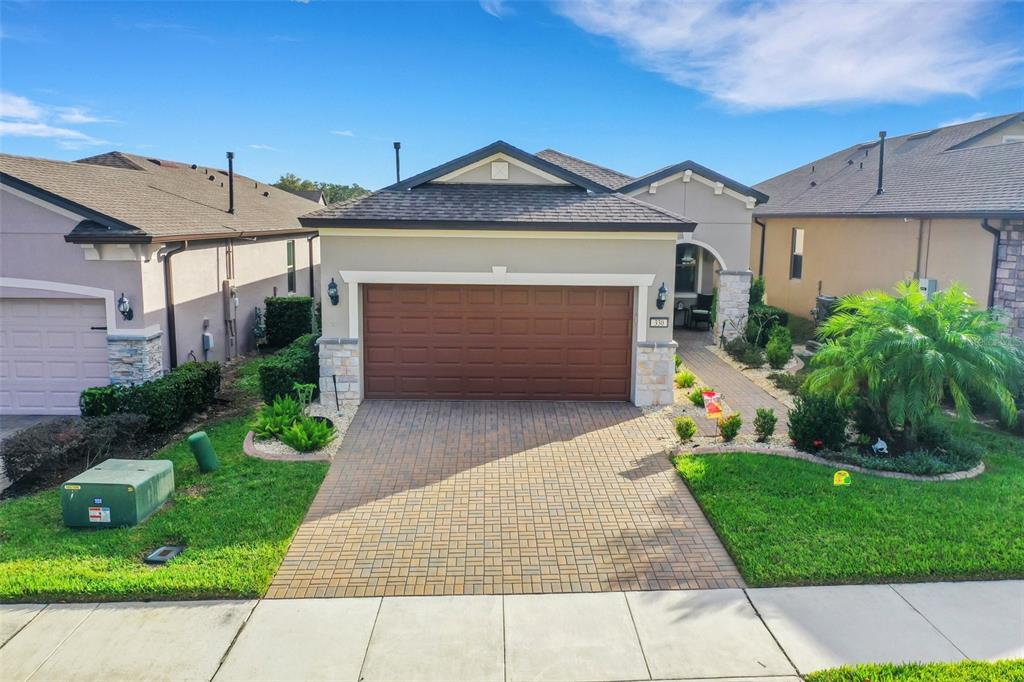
[673,239,751,339]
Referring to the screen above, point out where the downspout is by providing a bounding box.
[914,219,925,279]
[754,218,767,277]
[306,233,318,297]
[980,218,1001,309]
[160,242,187,369]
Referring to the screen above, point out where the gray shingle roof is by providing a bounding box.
[754,113,1024,218]
[0,151,319,241]
[535,149,635,190]
[300,183,694,231]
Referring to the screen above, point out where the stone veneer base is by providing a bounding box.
[107,331,163,385]
[716,270,753,341]
[635,340,677,407]
[318,336,361,407]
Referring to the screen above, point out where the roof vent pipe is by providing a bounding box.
[393,141,401,183]
[226,151,235,214]
[876,131,886,195]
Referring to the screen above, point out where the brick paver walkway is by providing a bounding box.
[267,400,742,598]
[675,330,791,436]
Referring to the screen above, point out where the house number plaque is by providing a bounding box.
[649,317,669,328]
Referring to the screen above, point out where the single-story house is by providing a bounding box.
[301,141,765,407]
[0,151,321,415]
[750,112,1024,337]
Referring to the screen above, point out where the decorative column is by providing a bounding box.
[318,336,361,407]
[993,224,1024,340]
[107,332,164,384]
[716,270,753,341]
[635,340,678,407]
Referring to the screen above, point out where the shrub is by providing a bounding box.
[674,416,697,442]
[820,440,982,476]
[749,276,765,307]
[788,392,848,452]
[766,325,793,370]
[80,362,221,432]
[689,387,710,407]
[674,354,682,370]
[769,371,807,395]
[265,296,314,348]
[754,408,777,442]
[725,337,765,367]
[251,396,303,439]
[258,333,319,404]
[280,415,336,452]
[719,413,742,441]
[1,414,148,484]
[746,304,790,346]
[674,370,696,388]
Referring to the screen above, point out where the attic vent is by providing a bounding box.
[907,130,936,140]
[491,161,509,180]
[263,191,269,197]
[147,158,162,166]
[209,175,215,181]
[810,181,817,187]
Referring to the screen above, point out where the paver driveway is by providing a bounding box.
[268,401,742,598]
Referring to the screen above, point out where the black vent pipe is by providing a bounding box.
[226,151,235,213]
[876,131,886,195]
[393,141,401,183]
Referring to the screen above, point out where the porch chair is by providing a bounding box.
[689,294,714,331]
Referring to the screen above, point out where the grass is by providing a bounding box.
[805,659,1024,682]
[233,354,273,398]
[673,424,1024,586]
[0,413,327,602]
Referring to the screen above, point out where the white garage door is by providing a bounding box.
[0,298,110,415]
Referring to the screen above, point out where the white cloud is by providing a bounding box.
[54,106,115,124]
[938,112,991,127]
[249,143,280,151]
[0,91,44,120]
[0,121,106,146]
[556,0,1020,109]
[330,130,355,137]
[480,0,509,18]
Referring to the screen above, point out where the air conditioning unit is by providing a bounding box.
[918,278,938,299]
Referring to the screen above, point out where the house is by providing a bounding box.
[282,188,327,205]
[0,151,321,415]
[750,112,1024,337]
[301,140,764,407]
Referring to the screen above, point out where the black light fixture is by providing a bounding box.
[656,282,668,309]
[117,292,133,321]
[327,278,339,306]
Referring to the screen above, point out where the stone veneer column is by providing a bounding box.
[993,224,1024,340]
[107,332,163,385]
[318,336,361,407]
[716,270,753,341]
[635,340,677,407]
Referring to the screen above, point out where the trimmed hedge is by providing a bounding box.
[265,296,314,348]
[80,362,221,432]
[258,333,319,404]
[746,304,790,346]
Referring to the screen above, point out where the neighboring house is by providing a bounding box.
[751,112,1024,338]
[282,188,327,205]
[301,140,764,408]
[0,151,321,415]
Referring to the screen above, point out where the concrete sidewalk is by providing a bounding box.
[1,581,1021,681]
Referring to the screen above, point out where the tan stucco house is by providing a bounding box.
[750,112,1024,337]
[301,141,765,408]
[0,151,321,415]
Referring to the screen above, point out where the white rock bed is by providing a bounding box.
[251,401,359,460]
[704,343,808,409]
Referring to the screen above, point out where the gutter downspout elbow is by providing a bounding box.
[980,219,1000,309]
[754,218,767,278]
[160,242,187,369]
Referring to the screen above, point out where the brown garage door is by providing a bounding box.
[362,284,633,400]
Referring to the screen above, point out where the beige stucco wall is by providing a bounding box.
[319,230,677,343]
[959,119,1024,148]
[750,216,995,317]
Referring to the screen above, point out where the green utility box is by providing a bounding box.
[61,459,174,528]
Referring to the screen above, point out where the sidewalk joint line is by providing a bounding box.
[356,596,385,682]
[742,589,801,676]
[0,604,46,652]
[622,592,654,681]
[886,584,969,659]
[210,598,260,680]
[501,594,508,682]
[24,602,99,682]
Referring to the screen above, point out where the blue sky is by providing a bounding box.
[1,1,1022,190]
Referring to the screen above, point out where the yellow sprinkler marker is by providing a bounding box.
[833,470,851,486]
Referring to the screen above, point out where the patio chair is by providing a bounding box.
[689,294,714,331]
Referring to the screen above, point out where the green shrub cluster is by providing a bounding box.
[265,296,314,348]
[746,304,789,347]
[689,387,711,407]
[766,325,793,369]
[674,370,696,388]
[718,413,742,441]
[725,336,765,367]
[80,362,221,431]
[754,408,777,442]
[251,396,335,452]
[787,393,847,452]
[258,333,319,404]
[748,276,765,306]
[768,371,806,395]
[251,395,302,439]
[281,417,336,452]
[2,414,148,484]
[673,354,682,370]
[674,416,697,442]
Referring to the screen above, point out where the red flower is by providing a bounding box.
[813,439,824,449]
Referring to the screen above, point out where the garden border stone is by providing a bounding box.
[672,443,986,482]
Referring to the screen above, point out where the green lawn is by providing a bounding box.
[0,414,327,602]
[674,425,1024,586]
[805,659,1024,682]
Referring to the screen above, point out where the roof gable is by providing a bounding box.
[618,161,768,205]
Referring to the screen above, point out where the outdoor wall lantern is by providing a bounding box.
[117,292,134,321]
[656,282,668,310]
[327,278,340,306]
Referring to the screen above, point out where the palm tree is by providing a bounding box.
[806,281,1023,448]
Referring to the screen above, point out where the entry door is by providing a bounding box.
[361,284,633,400]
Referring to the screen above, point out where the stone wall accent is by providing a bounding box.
[635,340,677,407]
[107,332,163,385]
[993,224,1024,339]
[318,336,361,406]
[716,270,753,341]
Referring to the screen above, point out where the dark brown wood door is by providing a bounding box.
[362,284,633,400]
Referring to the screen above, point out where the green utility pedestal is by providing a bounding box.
[188,431,219,473]
[61,459,174,528]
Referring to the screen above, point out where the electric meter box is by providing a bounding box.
[61,459,174,528]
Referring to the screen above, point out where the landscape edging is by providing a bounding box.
[243,431,332,462]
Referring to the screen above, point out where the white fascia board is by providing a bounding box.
[316,228,676,241]
[625,171,756,209]
[339,269,657,287]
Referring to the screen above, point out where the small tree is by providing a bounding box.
[806,281,1023,449]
